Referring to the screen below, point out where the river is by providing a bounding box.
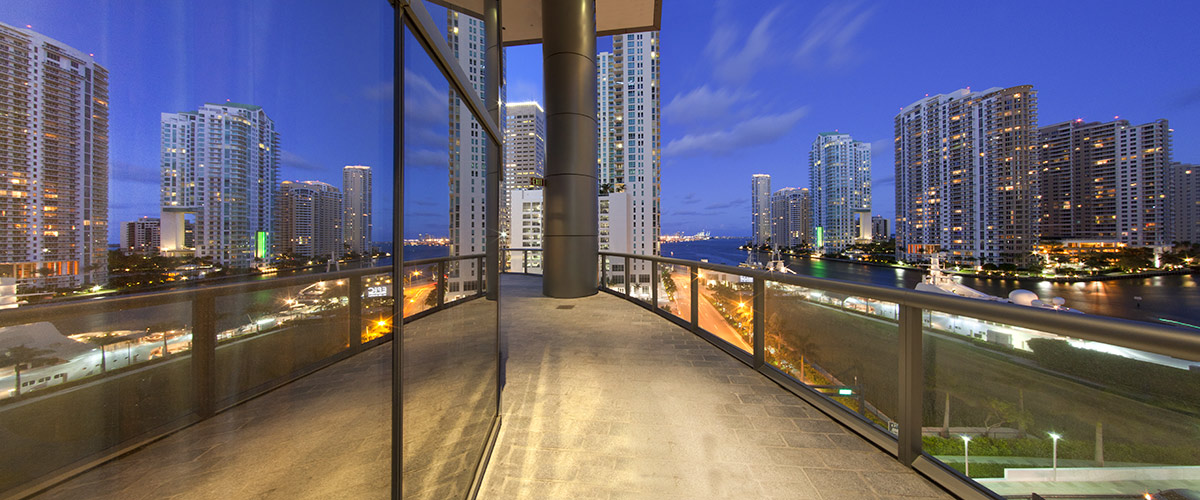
[661,238,1200,328]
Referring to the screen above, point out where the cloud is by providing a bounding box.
[280,150,325,173]
[680,192,699,203]
[664,85,756,123]
[707,6,785,86]
[793,3,876,68]
[110,161,160,187]
[404,68,445,125]
[404,148,448,169]
[363,81,393,101]
[663,107,809,157]
[704,198,747,210]
[873,175,895,188]
[506,78,541,104]
[1175,84,1200,108]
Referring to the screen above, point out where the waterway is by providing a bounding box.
[661,238,1200,328]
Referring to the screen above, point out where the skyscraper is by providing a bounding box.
[0,22,109,288]
[509,189,544,271]
[120,217,161,255]
[446,11,493,298]
[770,187,812,249]
[1037,118,1172,247]
[277,181,343,259]
[342,165,372,255]
[597,31,660,295]
[751,174,771,246]
[161,103,279,268]
[895,86,1038,266]
[1169,162,1200,245]
[810,133,871,253]
[502,102,545,249]
[871,216,890,242]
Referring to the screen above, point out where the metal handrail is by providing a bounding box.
[0,254,483,326]
[600,251,1200,362]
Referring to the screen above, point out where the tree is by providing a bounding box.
[982,397,1034,438]
[3,345,55,397]
[1080,251,1111,273]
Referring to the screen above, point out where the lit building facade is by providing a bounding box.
[895,86,1038,266]
[161,103,279,268]
[0,22,109,288]
[597,31,660,296]
[871,215,890,241]
[1037,119,1172,247]
[770,187,811,249]
[810,132,871,253]
[120,217,161,255]
[502,102,544,249]
[1170,162,1200,244]
[277,181,343,259]
[751,174,771,246]
[342,165,372,255]
[509,189,543,271]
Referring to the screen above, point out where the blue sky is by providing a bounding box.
[4,1,1200,242]
[504,0,1200,237]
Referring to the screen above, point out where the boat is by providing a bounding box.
[915,255,1080,313]
[739,247,796,274]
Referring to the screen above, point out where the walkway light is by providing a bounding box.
[961,435,971,477]
[1048,432,1062,481]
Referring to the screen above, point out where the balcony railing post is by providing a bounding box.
[437,260,446,307]
[477,256,486,297]
[348,275,362,349]
[690,265,699,330]
[650,260,658,307]
[522,249,528,274]
[600,255,607,289]
[624,258,631,297]
[191,291,217,419]
[898,304,924,466]
[753,276,765,369]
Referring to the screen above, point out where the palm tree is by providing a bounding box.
[4,344,55,397]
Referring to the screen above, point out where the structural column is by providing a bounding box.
[542,0,598,298]
[484,0,502,301]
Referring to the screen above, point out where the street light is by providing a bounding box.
[961,435,971,477]
[1048,432,1062,481]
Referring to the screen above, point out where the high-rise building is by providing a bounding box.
[509,189,543,271]
[597,31,660,296]
[871,216,890,241]
[1169,162,1200,245]
[502,102,545,249]
[751,174,771,246]
[895,86,1038,266]
[120,217,161,255]
[0,23,109,288]
[810,133,871,253]
[446,12,495,298]
[342,165,372,255]
[1037,119,1171,247]
[770,187,811,249]
[277,181,343,259]
[161,103,279,268]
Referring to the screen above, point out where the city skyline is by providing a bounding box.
[3,1,1200,241]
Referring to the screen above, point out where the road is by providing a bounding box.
[403,282,436,317]
[669,273,752,352]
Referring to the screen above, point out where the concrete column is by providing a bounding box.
[542,0,598,298]
[484,0,502,301]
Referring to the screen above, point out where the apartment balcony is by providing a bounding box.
[2,250,1196,499]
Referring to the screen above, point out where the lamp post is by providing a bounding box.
[1049,432,1062,481]
[961,435,971,477]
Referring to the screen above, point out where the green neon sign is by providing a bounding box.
[815,227,824,249]
[256,231,268,259]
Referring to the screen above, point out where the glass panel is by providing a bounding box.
[362,271,394,343]
[0,302,193,493]
[658,263,692,323]
[764,283,900,433]
[402,262,438,317]
[402,18,499,500]
[603,255,626,293]
[213,280,350,405]
[921,314,1200,496]
[628,258,651,305]
[695,268,752,353]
